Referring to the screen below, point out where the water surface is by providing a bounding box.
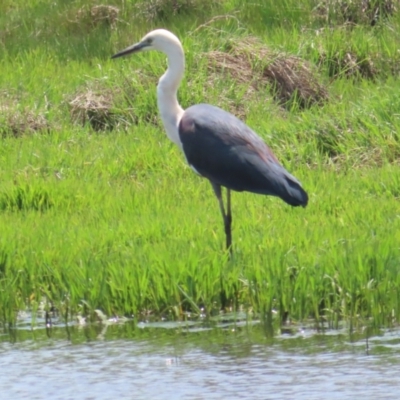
[1,316,399,400]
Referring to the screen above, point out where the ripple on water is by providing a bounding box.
[0,316,399,400]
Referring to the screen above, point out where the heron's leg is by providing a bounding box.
[211,183,232,255]
[226,189,232,251]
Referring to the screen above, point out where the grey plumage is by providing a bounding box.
[179,104,308,207]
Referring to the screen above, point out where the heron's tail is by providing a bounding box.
[280,176,308,207]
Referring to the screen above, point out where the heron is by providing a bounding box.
[112,29,308,254]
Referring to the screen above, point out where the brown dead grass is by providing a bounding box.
[69,84,118,131]
[0,94,49,137]
[203,51,259,118]
[68,76,159,130]
[205,37,328,110]
[75,4,120,29]
[262,54,329,108]
[135,0,215,21]
[326,146,400,170]
[319,50,377,79]
[314,0,397,26]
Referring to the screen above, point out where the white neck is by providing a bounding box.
[157,45,185,149]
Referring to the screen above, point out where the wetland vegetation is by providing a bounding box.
[0,0,400,333]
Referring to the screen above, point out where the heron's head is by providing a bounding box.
[111,29,182,59]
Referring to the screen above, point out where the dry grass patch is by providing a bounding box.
[314,0,397,26]
[205,37,328,110]
[327,146,400,169]
[69,78,159,131]
[262,54,329,109]
[201,51,261,118]
[69,84,119,131]
[319,50,377,79]
[74,4,120,29]
[135,0,215,21]
[0,93,49,137]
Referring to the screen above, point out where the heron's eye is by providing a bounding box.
[147,38,153,45]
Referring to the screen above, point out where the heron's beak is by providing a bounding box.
[111,41,148,59]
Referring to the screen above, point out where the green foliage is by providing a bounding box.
[0,0,400,333]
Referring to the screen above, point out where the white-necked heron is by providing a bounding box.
[112,29,308,254]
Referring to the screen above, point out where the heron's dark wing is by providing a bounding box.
[179,104,308,207]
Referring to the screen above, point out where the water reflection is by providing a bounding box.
[0,316,399,400]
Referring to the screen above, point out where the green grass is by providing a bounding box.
[0,0,400,333]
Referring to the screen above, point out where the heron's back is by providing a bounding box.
[179,104,308,207]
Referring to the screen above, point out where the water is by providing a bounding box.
[1,315,399,400]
